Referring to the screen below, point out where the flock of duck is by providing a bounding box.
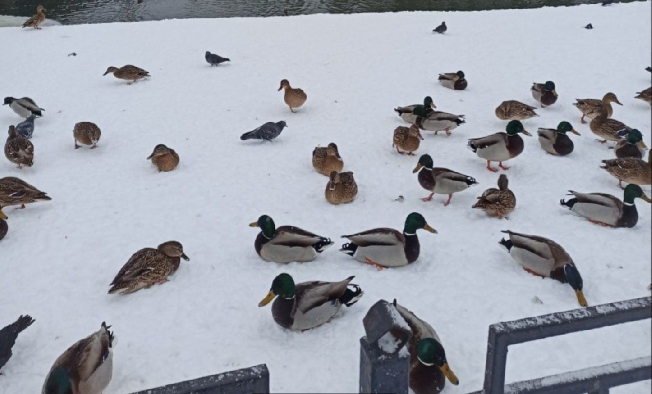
[1,5,651,394]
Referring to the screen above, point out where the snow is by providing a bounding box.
[0,2,651,393]
[378,331,403,354]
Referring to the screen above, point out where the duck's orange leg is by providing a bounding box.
[422,192,435,202]
[443,194,453,206]
[364,258,386,271]
[486,161,499,172]
[523,268,546,278]
[499,161,510,171]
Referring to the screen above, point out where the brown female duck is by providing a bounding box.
[0,177,51,219]
[573,92,622,123]
[278,79,307,112]
[590,106,634,144]
[601,150,651,188]
[73,122,101,149]
[635,87,651,105]
[413,154,477,206]
[22,5,46,29]
[393,124,423,155]
[325,171,358,205]
[495,100,538,121]
[103,65,150,84]
[472,174,516,218]
[312,143,343,176]
[147,144,180,172]
[4,126,34,168]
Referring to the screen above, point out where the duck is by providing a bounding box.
[472,174,516,218]
[312,143,343,176]
[573,92,622,124]
[394,96,437,124]
[495,100,538,121]
[42,322,114,394]
[325,171,358,205]
[103,65,150,84]
[537,121,581,156]
[147,144,180,172]
[5,126,34,169]
[22,5,46,29]
[3,97,44,118]
[412,154,477,206]
[413,107,465,136]
[393,124,423,155]
[468,120,532,172]
[16,115,36,139]
[393,299,459,394]
[614,129,647,159]
[601,150,651,188]
[0,315,35,371]
[0,177,51,219]
[438,71,467,91]
[560,184,651,228]
[108,241,189,294]
[258,273,363,331]
[249,215,333,263]
[589,105,634,144]
[278,79,307,112]
[340,212,437,269]
[635,87,651,105]
[499,230,588,307]
[531,81,558,108]
[73,122,101,149]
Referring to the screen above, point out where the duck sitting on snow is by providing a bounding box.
[537,121,581,156]
[147,144,180,172]
[103,65,150,84]
[312,143,343,176]
[3,97,44,118]
[468,120,531,172]
[438,71,467,90]
[73,122,101,149]
[573,92,622,124]
[22,5,46,29]
[412,154,477,206]
[472,174,516,218]
[614,129,647,159]
[0,177,51,219]
[4,126,34,169]
[325,171,358,205]
[258,273,363,331]
[394,96,437,124]
[531,81,558,108]
[495,100,538,121]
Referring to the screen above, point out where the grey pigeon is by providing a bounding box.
[584,23,593,29]
[3,97,44,118]
[433,21,447,34]
[647,67,651,73]
[16,115,35,139]
[0,315,35,372]
[240,121,287,141]
[205,51,230,66]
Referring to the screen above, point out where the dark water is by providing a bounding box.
[0,0,638,25]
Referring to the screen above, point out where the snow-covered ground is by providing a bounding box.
[1,2,650,393]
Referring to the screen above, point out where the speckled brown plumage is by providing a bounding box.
[147,144,180,172]
[472,174,516,218]
[103,65,150,84]
[4,126,34,168]
[495,100,538,121]
[312,143,343,176]
[393,124,423,155]
[278,79,307,112]
[601,150,652,188]
[589,106,632,143]
[325,171,358,205]
[635,87,651,105]
[573,93,622,123]
[73,122,101,149]
[22,5,46,29]
[0,177,51,219]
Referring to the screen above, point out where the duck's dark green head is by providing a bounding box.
[544,81,557,96]
[250,215,276,239]
[43,367,73,394]
[623,184,652,204]
[404,212,437,235]
[563,263,587,307]
[412,154,434,173]
[259,273,296,306]
[417,338,459,385]
[423,96,436,109]
[556,121,580,136]
[506,120,531,137]
[455,71,465,80]
[626,129,646,147]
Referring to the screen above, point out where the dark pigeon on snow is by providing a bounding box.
[646,66,651,73]
[16,115,36,139]
[0,315,35,372]
[584,23,593,29]
[240,121,287,142]
[205,51,230,66]
[433,21,447,34]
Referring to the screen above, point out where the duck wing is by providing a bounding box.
[271,226,326,247]
[110,248,159,285]
[342,228,404,246]
[393,299,440,348]
[502,230,572,268]
[76,323,113,381]
[468,132,506,149]
[294,277,354,314]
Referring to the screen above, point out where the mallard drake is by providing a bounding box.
[108,241,189,294]
[3,97,44,118]
[413,107,465,136]
[249,215,333,263]
[560,184,651,228]
[589,106,633,144]
[393,299,459,394]
[5,126,34,168]
[312,143,343,176]
[258,273,363,331]
[438,71,467,91]
[325,171,358,205]
[472,174,516,218]
[147,144,179,172]
[340,212,437,269]
[635,87,651,105]
[537,121,581,156]
[22,5,46,29]
[601,150,651,188]
[42,322,114,394]
[73,122,101,149]
[394,96,436,124]
[393,125,423,155]
[278,79,307,112]
[573,93,622,124]
[531,81,558,108]
[103,65,150,84]
[0,315,35,371]
[16,115,36,139]
[468,120,532,172]
[0,177,51,219]
[614,129,647,159]
[495,100,538,121]
[412,154,477,206]
[499,230,587,307]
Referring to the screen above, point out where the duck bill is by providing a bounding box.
[430,103,437,109]
[181,253,190,261]
[412,163,423,173]
[146,153,154,160]
[570,129,581,136]
[423,224,438,234]
[615,100,623,106]
[640,193,652,203]
[552,89,558,97]
[440,363,459,385]
[0,209,7,220]
[575,290,588,307]
[521,130,532,136]
[277,84,283,91]
[453,76,459,81]
[637,141,648,149]
[249,221,259,227]
[258,290,276,307]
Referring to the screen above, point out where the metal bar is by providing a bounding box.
[482,327,509,393]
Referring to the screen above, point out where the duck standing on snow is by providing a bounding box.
[531,81,558,107]
[42,322,114,394]
[499,230,588,307]
[589,106,634,144]
[601,150,651,188]
[108,241,189,295]
[468,120,532,172]
[278,79,307,112]
[0,315,35,371]
[325,171,358,205]
[393,299,459,394]
[573,93,622,124]
[5,126,34,169]
[240,121,287,142]
[0,177,51,219]
[614,129,647,159]
[205,51,230,66]
[340,212,437,269]
[560,185,651,228]
[73,122,101,149]
[438,71,467,91]
[495,100,538,121]
[393,124,423,155]
[258,273,363,331]
[16,115,36,139]
[394,96,437,124]
[147,144,180,172]
[635,87,651,105]
[312,143,343,175]
[537,121,581,156]
[412,154,477,206]
[472,174,516,218]
[249,215,333,263]
[103,65,150,84]
[3,97,44,118]
[432,21,447,34]
[22,5,46,29]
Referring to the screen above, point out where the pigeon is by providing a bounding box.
[3,97,44,118]
[0,315,35,372]
[433,21,447,34]
[584,23,593,29]
[646,67,651,73]
[240,121,287,142]
[16,115,36,139]
[205,51,230,66]
[602,0,613,5]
